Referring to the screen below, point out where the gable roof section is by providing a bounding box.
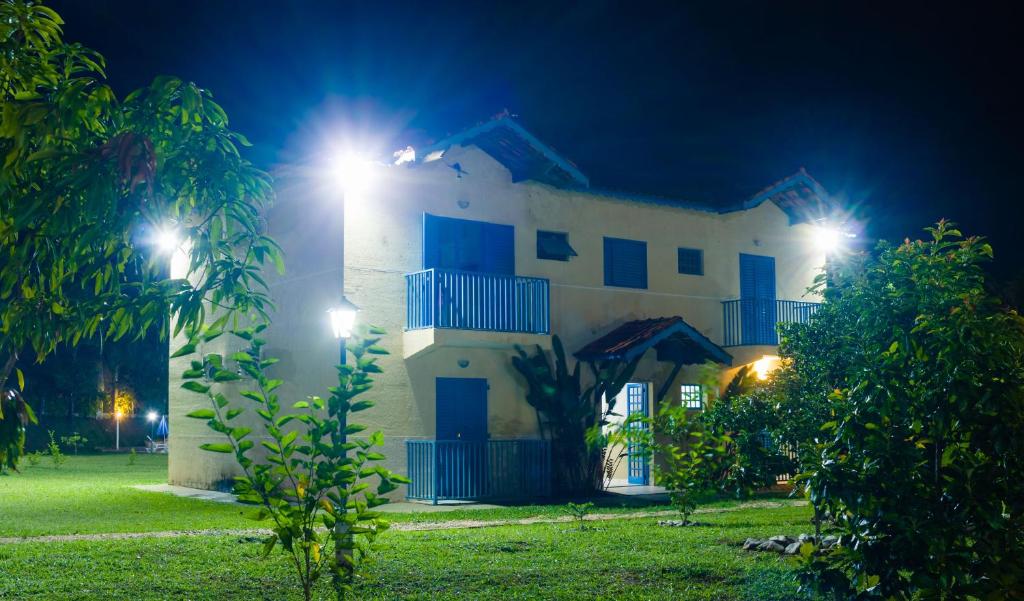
[734,168,833,224]
[418,119,832,221]
[574,316,732,365]
[420,117,589,188]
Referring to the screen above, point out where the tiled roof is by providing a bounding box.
[574,316,732,365]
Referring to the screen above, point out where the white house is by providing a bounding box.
[168,116,831,501]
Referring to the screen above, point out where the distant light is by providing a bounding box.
[146,411,158,423]
[115,410,124,420]
[329,153,373,194]
[155,228,181,253]
[753,355,780,381]
[327,296,360,339]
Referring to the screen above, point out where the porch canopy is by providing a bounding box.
[575,316,732,366]
[575,316,732,404]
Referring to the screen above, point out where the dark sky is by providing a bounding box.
[51,1,1024,275]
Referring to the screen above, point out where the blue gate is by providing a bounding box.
[626,383,650,485]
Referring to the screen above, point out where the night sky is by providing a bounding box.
[51,1,1024,276]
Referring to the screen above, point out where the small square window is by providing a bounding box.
[604,237,648,288]
[537,230,577,261]
[677,248,703,275]
[681,384,703,410]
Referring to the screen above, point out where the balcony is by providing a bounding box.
[405,439,552,504]
[722,299,821,346]
[405,268,550,334]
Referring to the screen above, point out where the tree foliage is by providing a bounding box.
[0,0,278,465]
[181,324,408,601]
[791,221,1024,599]
[512,336,637,495]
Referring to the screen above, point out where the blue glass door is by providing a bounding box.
[626,383,650,485]
[739,253,777,345]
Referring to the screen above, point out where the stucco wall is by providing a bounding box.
[169,144,825,491]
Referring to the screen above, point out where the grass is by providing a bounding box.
[0,454,814,599]
[0,454,252,537]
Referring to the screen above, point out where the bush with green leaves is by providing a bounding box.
[60,433,88,455]
[179,323,408,601]
[790,222,1024,599]
[46,430,64,468]
[699,367,794,497]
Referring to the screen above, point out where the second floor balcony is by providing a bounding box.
[405,268,551,335]
[722,298,821,346]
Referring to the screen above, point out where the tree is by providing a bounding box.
[512,336,637,495]
[0,0,279,464]
[181,324,408,601]
[791,221,1024,599]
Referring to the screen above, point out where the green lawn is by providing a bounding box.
[0,455,813,600]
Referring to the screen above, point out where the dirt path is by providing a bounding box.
[0,499,805,545]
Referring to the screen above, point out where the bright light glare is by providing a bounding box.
[330,153,373,194]
[146,411,158,423]
[115,410,124,419]
[753,355,780,381]
[155,228,181,253]
[812,226,843,253]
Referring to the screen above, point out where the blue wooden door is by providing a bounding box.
[423,214,514,275]
[435,377,488,499]
[436,377,488,441]
[626,383,650,485]
[739,254,777,345]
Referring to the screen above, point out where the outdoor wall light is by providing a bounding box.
[753,355,781,381]
[327,296,360,340]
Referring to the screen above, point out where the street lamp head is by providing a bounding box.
[327,296,360,339]
[812,226,843,253]
[115,410,124,420]
[329,153,373,194]
[146,411,158,423]
[155,227,181,254]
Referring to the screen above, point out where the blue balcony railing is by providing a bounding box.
[406,439,552,504]
[405,269,550,334]
[722,299,821,346]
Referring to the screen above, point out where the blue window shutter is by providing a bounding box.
[483,222,515,275]
[604,237,647,288]
[677,248,703,275]
[740,254,776,300]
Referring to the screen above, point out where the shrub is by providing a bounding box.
[180,323,408,601]
[60,433,88,455]
[46,430,64,468]
[790,222,1024,599]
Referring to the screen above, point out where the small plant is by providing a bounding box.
[180,323,408,601]
[60,433,88,455]
[25,451,42,467]
[565,501,595,530]
[46,430,65,468]
[127,448,137,465]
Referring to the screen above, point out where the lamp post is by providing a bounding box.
[114,410,123,451]
[146,410,158,439]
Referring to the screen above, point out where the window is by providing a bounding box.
[423,214,514,274]
[677,247,703,275]
[537,230,577,261]
[603,237,647,288]
[681,384,703,410]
